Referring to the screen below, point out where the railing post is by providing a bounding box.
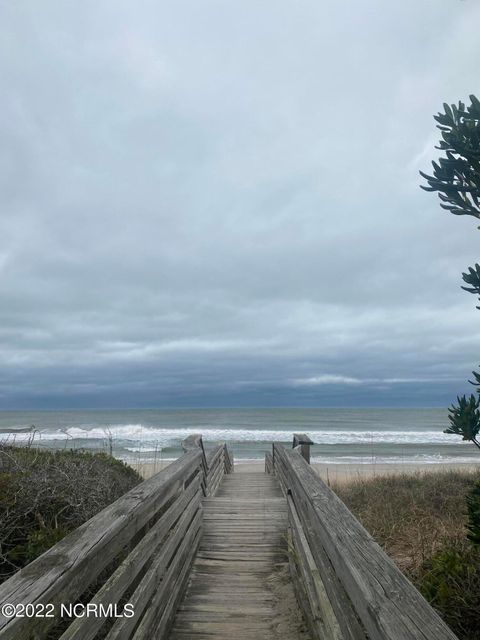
[182,434,208,495]
[292,433,313,464]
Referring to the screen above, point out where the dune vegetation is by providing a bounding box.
[334,470,480,640]
[0,444,141,585]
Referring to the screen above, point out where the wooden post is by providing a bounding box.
[182,434,208,470]
[182,434,208,495]
[292,433,313,464]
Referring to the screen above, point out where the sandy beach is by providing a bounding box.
[132,459,480,483]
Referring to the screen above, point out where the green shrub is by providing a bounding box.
[8,527,70,566]
[419,546,480,639]
[467,480,480,546]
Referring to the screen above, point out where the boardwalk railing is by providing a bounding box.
[266,435,458,640]
[0,436,232,640]
[182,434,233,496]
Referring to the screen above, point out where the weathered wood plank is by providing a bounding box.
[151,526,203,639]
[59,474,202,640]
[131,512,202,639]
[206,457,224,497]
[206,445,223,467]
[105,494,202,639]
[288,495,343,640]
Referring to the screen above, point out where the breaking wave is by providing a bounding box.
[0,424,460,446]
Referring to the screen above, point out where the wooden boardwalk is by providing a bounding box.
[169,471,294,640]
[0,435,460,640]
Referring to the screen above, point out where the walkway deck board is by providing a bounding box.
[168,472,297,640]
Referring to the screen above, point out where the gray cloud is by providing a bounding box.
[1,1,480,408]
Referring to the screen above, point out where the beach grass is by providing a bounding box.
[334,469,480,639]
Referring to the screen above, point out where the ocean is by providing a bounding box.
[0,408,478,466]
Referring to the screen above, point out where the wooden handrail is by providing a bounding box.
[0,436,234,640]
[268,441,458,640]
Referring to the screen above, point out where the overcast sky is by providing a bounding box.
[1,1,480,409]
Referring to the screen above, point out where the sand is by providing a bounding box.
[132,459,480,483]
